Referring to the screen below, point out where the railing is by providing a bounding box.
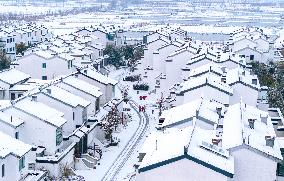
[81,154,98,165]
[81,158,95,169]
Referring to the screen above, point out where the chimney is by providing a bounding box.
[212,138,221,146]
[216,107,222,118]
[248,119,255,129]
[46,88,51,94]
[31,95,37,101]
[221,77,226,83]
[155,139,158,150]
[265,136,275,147]
[261,114,268,124]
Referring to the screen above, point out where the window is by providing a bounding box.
[15,131,19,139]
[252,79,257,85]
[95,98,100,111]
[42,63,46,68]
[42,76,47,80]
[250,55,254,61]
[56,128,63,146]
[18,94,23,98]
[10,38,12,42]
[239,54,245,58]
[1,164,4,177]
[7,39,9,43]
[19,156,25,171]
[73,112,75,120]
[11,93,15,100]
[9,48,12,52]
[68,61,71,69]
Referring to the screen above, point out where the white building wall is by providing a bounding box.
[165,51,195,94]
[136,158,228,181]
[229,84,258,107]
[36,147,75,178]
[92,31,107,48]
[235,48,262,63]
[154,45,179,74]
[16,54,72,80]
[217,60,241,70]
[229,148,277,181]
[0,122,24,140]
[36,94,75,136]
[183,86,230,105]
[0,148,35,181]
[3,108,59,154]
[57,82,98,115]
[145,40,168,68]
[76,74,113,105]
[233,39,257,52]
[255,39,269,53]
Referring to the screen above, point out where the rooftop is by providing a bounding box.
[13,97,67,127]
[0,68,30,85]
[222,102,282,161]
[179,73,233,95]
[42,85,91,108]
[62,76,103,98]
[0,111,24,128]
[80,68,118,85]
[0,131,32,158]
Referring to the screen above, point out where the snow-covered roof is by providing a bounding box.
[179,73,233,95]
[226,68,260,90]
[139,126,234,177]
[0,111,24,128]
[159,99,200,128]
[34,50,54,59]
[58,53,74,61]
[9,84,36,91]
[62,76,103,98]
[159,98,223,129]
[187,63,224,78]
[222,102,282,161]
[0,68,30,85]
[139,127,193,168]
[0,131,32,158]
[79,68,118,85]
[42,85,91,108]
[13,98,67,127]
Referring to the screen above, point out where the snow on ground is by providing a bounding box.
[75,67,161,181]
[75,92,140,181]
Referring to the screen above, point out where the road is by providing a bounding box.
[101,100,149,181]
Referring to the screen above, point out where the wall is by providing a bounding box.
[36,147,75,178]
[0,149,35,181]
[230,148,277,181]
[136,158,228,181]
[230,84,258,107]
[4,108,58,154]
[183,86,230,105]
[16,54,72,80]
[57,82,98,115]
[37,93,75,136]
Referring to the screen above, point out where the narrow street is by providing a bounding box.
[101,100,149,181]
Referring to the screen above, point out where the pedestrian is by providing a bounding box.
[152,109,154,114]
